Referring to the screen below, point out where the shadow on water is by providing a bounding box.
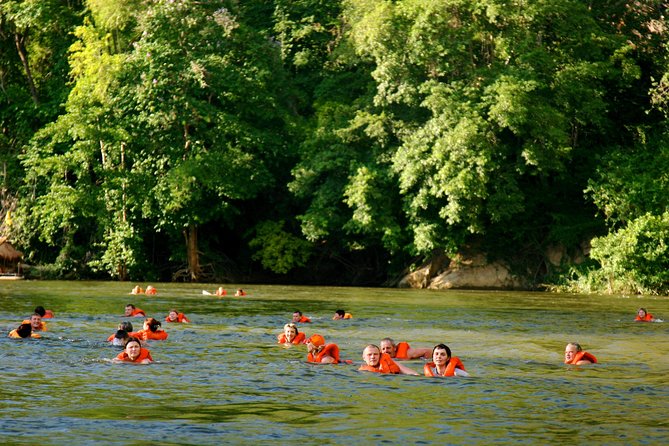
[1,281,669,444]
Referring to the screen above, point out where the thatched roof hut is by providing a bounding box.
[0,236,23,274]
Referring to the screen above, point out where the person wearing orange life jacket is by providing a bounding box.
[234,288,246,296]
[34,306,54,319]
[306,334,340,364]
[215,287,227,297]
[380,337,431,360]
[130,318,168,341]
[8,322,41,339]
[107,321,134,343]
[359,344,418,375]
[277,323,306,345]
[130,285,144,295]
[423,344,469,377]
[635,308,655,322]
[564,342,597,365]
[292,310,311,324]
[22,313,47,332]
[113,337,153,364]
[165,309,190,323]
[124,304,146,318]
[332,309,353,320]
[144,285,157,295]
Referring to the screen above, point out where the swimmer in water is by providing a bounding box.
[113,337,153,364]
[423,344,469,377]
[564,342,597,365]
[277,323,306,345]
[359,344,418,375]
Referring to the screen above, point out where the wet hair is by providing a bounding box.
[638,307,647,315]
[293,310,302,316]
[124,337,142,348]
[566,342,583,352]
[34,306,46,317]
[380,337,395,346]
[114,329,129,340]
[126,304,136,309]
[146,318,161,332]
[283,323,299,334]
[363,344,381,354]
[432,343,452,358]
[335,310,345,317]
[119,321,133,332]
[16,323,32,338]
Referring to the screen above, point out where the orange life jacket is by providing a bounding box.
[565,351,598,364]
[307,343,340,364]
[145,287,157,295]
[423,356,466,377]
[333,313,353,320]
[165,313,190,323]
[128,308,145,317]
[635,313,653,322]
[277,332,306,344]
[115,348,153,363]
[8,329,41,339]
[392,341,411,360]
[215,288,227,296]
[359,353,401,374]
[130,329,168,341]
[43,310,55,319]
[298,316,311,323]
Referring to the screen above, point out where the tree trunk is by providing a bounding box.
[14,32,39,106]
[184,223,201,282]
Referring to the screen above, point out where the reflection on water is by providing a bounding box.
[1,282,668,444]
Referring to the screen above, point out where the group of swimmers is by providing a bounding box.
[108,304,191,363]
[280,306,663,375]
[279,312,470,376]
[7,298,661,371]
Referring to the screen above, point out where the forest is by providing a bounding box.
[1,0,668,294]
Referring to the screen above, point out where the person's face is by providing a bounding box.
[30,314,42,329]
[362,346,381,367]
[638,309,646,318]
[307,342,320,354]
[168,311,178,321]
[333,313,342,320]
[143,319,151,330]
[284,325,297,340]
[380,340,396,356]
[292,313,301,322]
[565,344,578,362]
[125,341,141,361]
[124,306,133,316]
[433,348,449,366]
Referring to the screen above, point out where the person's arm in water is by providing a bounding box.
[397,362,420,375]
[407,347,431,360]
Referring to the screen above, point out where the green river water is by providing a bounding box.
[1,281,668,445]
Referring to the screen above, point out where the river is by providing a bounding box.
[1,281,668,444]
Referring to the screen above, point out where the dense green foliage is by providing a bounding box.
[1,0,668,292]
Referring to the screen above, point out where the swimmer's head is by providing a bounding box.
[379,338,396,356]
[119,321,133,332]
[362,344,381,367]
[16,323,32,338]
[283,323,298,339]
[432,344,451,364]
[564,342,582,362]
[307,334,325,347]
[145,318,161,332]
